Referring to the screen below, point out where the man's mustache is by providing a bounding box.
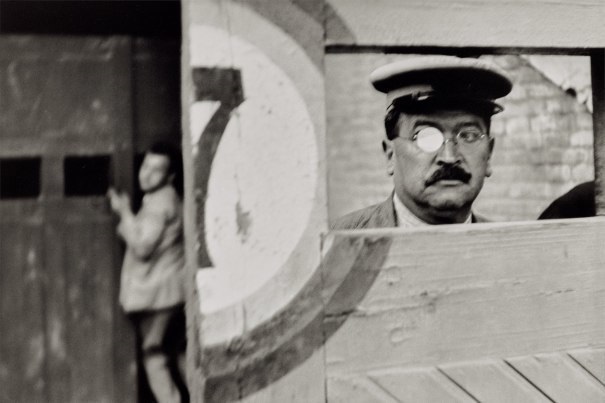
[425,165,472,186]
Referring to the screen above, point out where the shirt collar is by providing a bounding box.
[392,193,472,227]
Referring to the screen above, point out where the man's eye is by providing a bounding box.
[458,129,484,142]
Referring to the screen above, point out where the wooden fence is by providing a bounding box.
[182,1,605,401]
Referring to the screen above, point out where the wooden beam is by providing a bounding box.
[324,219,605,375]
[592,50,605,215]
[326,0,605,49]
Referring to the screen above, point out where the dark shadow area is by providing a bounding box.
[0,157,41,199]
[0,0,181,37]
[64,155,111,197]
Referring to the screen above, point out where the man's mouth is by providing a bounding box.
[425,166,472,186]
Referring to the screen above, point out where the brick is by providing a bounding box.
[508,64,544,85]
[570,130,594,147]
[540,148,565,165]
[490,119,505,135]
[505,85,528,101]
[508,183,555,199]
[488,54,522,70]
[512,132,543,150]
[524,82,561,98]
[491,165,544,183]
[541,130,570,148]
[505,116,530,134]
[479,182,510,198]
[491,149,531,165]
[571,163,594,182]
[545,99,569,114]
[576,113,594,130]
[530,115,558,133]
[500,101,532,117]
[544,165,571,183]
[562,149,591,165]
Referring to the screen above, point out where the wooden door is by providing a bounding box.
[0,36,136,403]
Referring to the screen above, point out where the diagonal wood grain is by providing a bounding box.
[507,352,605,402]
[440,359,551,403]
[569,348,605,385]
[327,375,400,403]
[367,367,477,403]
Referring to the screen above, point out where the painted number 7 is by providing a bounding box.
[192,67,244,268]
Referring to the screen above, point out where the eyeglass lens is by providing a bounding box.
[414,127,484,153]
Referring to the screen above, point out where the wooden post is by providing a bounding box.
[592,49,605,215]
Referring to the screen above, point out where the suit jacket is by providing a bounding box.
[331,196,488,230]
[539,181,595,219]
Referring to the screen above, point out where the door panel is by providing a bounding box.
[0,219,46,402]
[0,36,135,403]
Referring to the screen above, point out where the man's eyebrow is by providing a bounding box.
[455,120,486,130]
[412,119,441,128]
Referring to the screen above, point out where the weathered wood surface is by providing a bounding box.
[0,36,136,403]
[0,221,46,402]
[194,217,605,401]
[326,0,605,49]
[324,219,605,401]
[182,1,605,402]
[185,1,328,401]
[507,352,605,402]
[592,50,605,215]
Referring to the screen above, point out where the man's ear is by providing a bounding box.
[382,139,395,176]
[486,137,495,177]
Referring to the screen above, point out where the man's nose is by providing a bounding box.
[437,138,461,165]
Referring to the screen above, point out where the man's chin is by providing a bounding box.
[425,192,474,212]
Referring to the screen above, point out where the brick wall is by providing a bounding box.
[326,54,594,222]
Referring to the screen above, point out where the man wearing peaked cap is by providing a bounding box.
[332,56,512,229]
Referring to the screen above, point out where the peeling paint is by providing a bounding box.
[49,318,67,360]
[194,23,318,311]
[25,334,45,379]
[235,201,252,242]
[7,61,23,101]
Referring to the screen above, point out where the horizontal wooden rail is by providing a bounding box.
[326,0,605,48]
[324,218,605,401]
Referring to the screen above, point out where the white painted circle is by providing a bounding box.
[192,26,318,313]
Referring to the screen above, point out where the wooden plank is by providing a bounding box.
[326,0,605,48]
[367,367,477,403]
[41,155,63,199]
[132,38,181,153]
[440,359,551,403]
[0,223,47,402]
[324,219,605,375]
[592,50,605,215]
[327,375,400,403]
[569,348,605,385]
[107,36,138,403]
[241,349,327,403]
[0,36,129,141]
[185,0,329,401]
[62,220,115,402]
[180,5,203,401]
[0,137,116,157]
[507,352,605,402]
[43,218,71,403]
